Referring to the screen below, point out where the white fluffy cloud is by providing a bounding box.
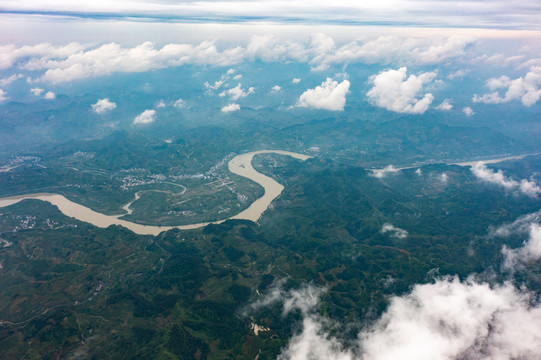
[30,87,44,96]
[271,85,282,93]
[462,106,474,116]
[471,162,541,198]
[0,89,7,102]
[359,277,541,360]
[473,67,541,106]
[44,91,56,99]
[174,98,186,108]
[366,67,436,114]
[435,99,453,110]
[133,109,156,124]
[156,99,166,108]
[297,78,350,111]
[257,279,541,360]
[221,103,240,112]
[219,83,255,100]
[292,78,301,84]
[381,223,408,239]
[91,98,116,114]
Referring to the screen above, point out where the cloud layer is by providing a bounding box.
[366,67,436,114]
[297,78,350,111]
[0,35,472,84]
[2,1,538,31]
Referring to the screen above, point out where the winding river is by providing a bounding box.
[0,150,311,236]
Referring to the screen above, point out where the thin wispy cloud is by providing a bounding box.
[473,67,541,107]
[2,1,541,30]
[471,162,541,198]
[381,223,408,239]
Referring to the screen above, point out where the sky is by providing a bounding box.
[2,2,541,359]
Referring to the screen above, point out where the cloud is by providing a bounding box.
[0,35,474,84]
[221,103,240,112]
[205,80,224,90]
[0,2,539,31]
[371,165,400,178]
[174,98,186,108]
[156,99,166,108]
[473,67,541,106]
[292,78,301,84]
[316,36,472,70]
[24,41,245,83]
[502,224,541,270]
[471,162,541,198]
[91,98,116,114]
[264,278,541,360]
[0,73,23,87]
[447,69,467,79]
[462,106,474,116]
[366,67,436,114]
[381,223,408,239]
[133,109,156,124]
[358,277,541,360]
[0,42,86,71]
[297,77,350,111]
[489,210,541,238]
[489,211,541,270]
[44,91,56,99]
[0,89,7,102]
[440,173,449,184]
[30,87,44,96]
[219,83,255,100]
[435,99,453,110]
[271,85,282,93]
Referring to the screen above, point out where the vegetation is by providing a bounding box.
[1,151,540,359]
